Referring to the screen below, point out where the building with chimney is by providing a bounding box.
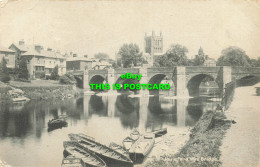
[9,40,66,79]
[144,31,163,66]
[0,45,15,68]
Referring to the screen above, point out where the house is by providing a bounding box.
[66,57,93,71]
[9,40,66,79]
[9,39,28,68]
[204,58,216,67]
[0,45,15,68]
[91,58,112,70]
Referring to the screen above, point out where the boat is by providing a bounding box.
[122,129,141,150]
[68,133,133,167]
[47,116,68,131]
[109,142,130,158]
[128,133,155,164]
[122,136,136,151]
[63,141,106,167]
[12,97,29,102]
[129,129,140,141]
[151,128,167,138]
[61,155,84,167]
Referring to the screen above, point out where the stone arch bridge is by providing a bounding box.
[69,66,260,96]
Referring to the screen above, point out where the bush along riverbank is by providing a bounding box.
[18,85,80,100]
[1,81,81,101]
[146,110,234,167]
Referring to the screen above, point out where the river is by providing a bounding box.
[0,89,220,167]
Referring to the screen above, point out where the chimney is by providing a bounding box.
[19,39,25,45]
[47,48,52,51]
[35,45,42,53]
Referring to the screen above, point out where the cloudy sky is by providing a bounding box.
[0,0,260,59]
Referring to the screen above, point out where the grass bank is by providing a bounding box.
[3,80,80,100]
[146,111,232,167]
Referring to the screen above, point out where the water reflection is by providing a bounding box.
[0,90,220,166]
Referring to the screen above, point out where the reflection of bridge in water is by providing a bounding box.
[69,66,260,97]
[82,95,218,132]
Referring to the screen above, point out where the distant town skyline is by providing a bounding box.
[0,0,260,59]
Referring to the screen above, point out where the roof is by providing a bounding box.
[67,57,92,62]
[9,43,30,52]
[11,42,66,59]
[0,45,15,53]
[22,50,43,57]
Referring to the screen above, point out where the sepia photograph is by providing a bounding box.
[0,0,260,166]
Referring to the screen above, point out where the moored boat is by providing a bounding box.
[109,142,130,158]
[151,128,167,138]
[63,141,106,167]
[48,116,68,131]
[122,136,136,151]
[68,133,133,167]
[61,155,84,167]
[128,133,155,164]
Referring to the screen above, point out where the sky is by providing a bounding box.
[0,0,260,60]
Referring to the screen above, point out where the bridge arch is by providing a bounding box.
[236,75,260,87]
[115,77,140,92]
[89,75,107,91]
[187,74,219,97]
[147,74,174,95]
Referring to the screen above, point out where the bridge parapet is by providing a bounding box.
[185,66,221,74]
[114,68,139,74]
[147,67,173,73]
[88,69,108,75]
[231,67,260,74]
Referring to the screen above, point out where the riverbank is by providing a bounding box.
[220,84,260,167]
[0,80,81,101]
[146,110,232,167]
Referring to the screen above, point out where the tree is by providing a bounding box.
[118,43,143,68]
[193,47,207,66]
[0,57,11,83]
[154,44,189,67]
[250,57,260,67]
[51,65,59,80]
[217,46,251,67]
[94,53,109,60]
[18,57,29,80]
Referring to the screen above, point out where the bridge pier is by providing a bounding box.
[83,71,91,93]
[107,69,116,94]
[219,66,232,97]
[139,68,149,95]
[174,67,188,96]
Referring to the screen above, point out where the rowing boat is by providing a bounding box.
[61,155,84,167]
[151,128,167,138]
[63,141,106,167]
[109,142,130,158]
[122,136,136,151]
[128,133,155,164]
[68,133,133,167]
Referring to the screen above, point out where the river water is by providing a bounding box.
[0,89,220,167]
